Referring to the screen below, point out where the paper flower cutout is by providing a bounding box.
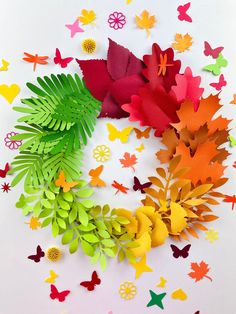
[46,247,62,262]
[78,9,96,25]
[172,67,204,111]
[1,182,11,193]
[93,145,111,162]
[205,228,219,243]
[25,216,41,230]
[119,282,137,300]
[81,38,96,54]
[76,38,145,118]
[108,12,126,30]
[4,131,22,150]
[135,10,156,37]
[172,33,193,53]
[143,43,181,92]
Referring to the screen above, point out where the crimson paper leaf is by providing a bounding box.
[172,67,204,111]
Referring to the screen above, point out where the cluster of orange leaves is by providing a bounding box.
[116,95,230,258]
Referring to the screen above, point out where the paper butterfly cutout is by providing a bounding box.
[55,171,78,192]
[170,244,191,258]
[0,59,9,71]
[0,163,9,178]
[134,127,151,139]
[210,74,227,91]
[156,276,167,288]
[229,135,236,147]
[133,176,152,194]
[80,271,101,291]
[54,48,73,68]
[89,165,106,187]
[0,84,20,104]
[107,123,133,143]
[177,2,192,23]
[28,245,45,263]
[50,284,70,302]
[136,143,145,152]
[204,41,224,59]
[45,270,59,284]
[203,53,228,76]
[23,52,49,71]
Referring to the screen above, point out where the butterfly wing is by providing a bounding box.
[229,135,236,147]
[63,181,78,193]
[211,47,224,59]
[134,128,142,139]
[80,280,94,291]
[54,48,61,65]
[58,289,70,302]
[216,53,228,68]
[119,127,133,143]
[55,171,66,188]
[0,162,9,178]
[143,127,151,138]
[50,284,58,300]
[60,57,74,68]
[133,176,141,191]
[181,244,191,258]
[37,245,45,258]
[204,41,212,56]
[203,63,220,76]
[170,244,181,258]
[106,123,119,141]
[139,182,152,194]
[91,271,101,286]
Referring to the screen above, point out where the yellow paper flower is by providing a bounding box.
[46,246,62,262]
[25,216,41,230]
[205,228,219,243]
[81,38,96,54]
[119,281,137,300]
[93,145,111,162]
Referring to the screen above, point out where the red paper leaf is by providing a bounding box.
[143,43,181,92]
[77,39,145,118]
[172,67,204,111]
[122,84,180,136]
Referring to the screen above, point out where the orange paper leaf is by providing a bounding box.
[188,261,212,282]
[135,10,156,37]
[119,152,137,171]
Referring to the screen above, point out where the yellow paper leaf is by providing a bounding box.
[188,184,213,198]
[151,216,169,247]
[78,9,96,25]
[136,211,153,238]
[169,202,187,233]
[131,231,151,257]
[115,208,138,234]
[135,10,156,37]
[172,33,193,53]
[184,199,206,206]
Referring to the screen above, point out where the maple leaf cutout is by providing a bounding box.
[119,152,137,171]
[188,261,212,282]
[172,33,193,53]
[172,67,204,111]
[135,10,156,37]
[78,9,96,25]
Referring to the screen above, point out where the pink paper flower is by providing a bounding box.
[108,12,126,30]
[4,132,22,150]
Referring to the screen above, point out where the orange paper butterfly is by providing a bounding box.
[55,171,78,192]
[23,52,49,71]
[134,127,151,139]
[89,165,106,187]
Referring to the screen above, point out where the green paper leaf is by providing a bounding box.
[57,217,66,229]
[41,199,52,209]
[68,206,77,223]
[78,206,89,226]
[62,192,73,202]
[52,221,59,237]
[62,230,74,245]
[99,254,107,271]
[45,190,55,200]
[103,248,115,258]
[58,200,70,210]
[90,251,100,265]
[57,209,68,218]
[97,230,110,239]
[69,238,79,254]
[81,240,94,257]
[80,199,95,208]
[101,239,115,248]
[83,234,99,243]
[41,217,53,228]
[76,188,94,198]
[78,223,96,232]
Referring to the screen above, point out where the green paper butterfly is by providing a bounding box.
[203,53,228,76]
[229,135,236,147]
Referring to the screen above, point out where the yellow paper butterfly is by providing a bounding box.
[106,123,133,143]
[156,276,167,288]
[135,143,145,152]
[55,170,78,192]
[0,59,9,71]
[44,270,58,284]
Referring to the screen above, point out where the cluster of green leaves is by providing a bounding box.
[16,182,136,270]
[9,73,101,189]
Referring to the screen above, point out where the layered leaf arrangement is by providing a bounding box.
[10,40,230,269]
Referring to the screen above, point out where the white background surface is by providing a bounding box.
[0,0,236,313]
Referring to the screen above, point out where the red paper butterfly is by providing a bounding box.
[210,74,227,91]
[50,284,70,302]
[27,245,45,263]
[170,244,191,258]
[204,41,224,59]
[133,176,152,194]
[54,48,73,68]
[0,163,9,178]
[177,2,192,23]
[80,271,101,291]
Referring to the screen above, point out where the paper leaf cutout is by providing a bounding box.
[77,39,145,118]
[143,43,181,92]
[23,52,49,71]
[172,67,204,111]
[0,84,20,104]
[122,84,180,136]
[188,261,212,282]
[119,152,137,171]
[78,9,96,25]
[169,202,187,233]
[135,10,156,37]
[172,33,193,53]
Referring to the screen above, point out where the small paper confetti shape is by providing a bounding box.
[0,84,20,104]
[205,228,219,243]
[131,255,153,279]
[171,288,188,301]
[146,290,166,309]
[45,270,59,284]
[0,59,9,71]
[119,282,137,300]
[78,9,96,25]
[156,276,167,288]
